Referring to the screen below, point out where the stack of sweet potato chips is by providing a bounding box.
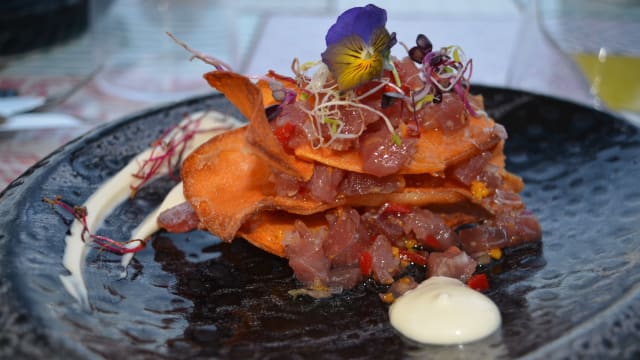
[180,71,524,258]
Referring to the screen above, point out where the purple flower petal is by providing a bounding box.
[325,4,387,46]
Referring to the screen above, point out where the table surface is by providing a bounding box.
[1,0,638,190]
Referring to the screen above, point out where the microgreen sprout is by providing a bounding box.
[385,58,402,88]
[43,196,149,255]
[167,32,233,72]
[323,117,342,135]
[130,112,232,198]
[169,18,404,150]
[391,133,402,146]
[169,10,483,153]
[404,34,479,116]
[288,58,403,148]
[298,84,400,149]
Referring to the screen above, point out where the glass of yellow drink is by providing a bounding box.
[508,0,640,117]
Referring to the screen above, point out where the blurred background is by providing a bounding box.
[0,0,638,188]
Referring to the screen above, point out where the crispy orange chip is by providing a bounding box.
[182,126,497,246]
[169,6,544,296]
[203,71,314,181]
[182,126,332,242]
[182,127,272,242]
[185,70,532,260]
[205,71,503,179]
[294,115,502,175]
[236,201,491,258]
[238,212,327,257]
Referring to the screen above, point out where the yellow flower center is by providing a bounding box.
[321,27,392,91]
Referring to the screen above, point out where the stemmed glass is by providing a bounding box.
[507,0,640,124]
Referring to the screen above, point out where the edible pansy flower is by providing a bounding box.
[321,4,396,91]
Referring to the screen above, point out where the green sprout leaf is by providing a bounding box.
[323,117,341,134]
[453,47,461,62]
[392,132,402,146]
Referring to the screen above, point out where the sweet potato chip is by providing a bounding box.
[182,127,272,242]
[182,126,332,242]
[236,200,492,258]
[294,115,502,175]
[238,212,327,257]
[203,71,314,181]
[188,72,527,257]
[182,126,494,243]
[170,7,542,295]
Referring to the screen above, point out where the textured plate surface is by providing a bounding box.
[1,88,640,359]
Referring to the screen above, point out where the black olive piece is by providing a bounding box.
[265,104,282,121]
[381,92,404,109]
[433,91,442,104]
[408,46,425,64]
[416,34,432,53]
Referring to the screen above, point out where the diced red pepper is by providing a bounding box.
[359,251,373,276]
[399,249,429,266]
[382,203,412,215]
[273,122,296,147]
[467,273,490,291]
[423,234,440,250]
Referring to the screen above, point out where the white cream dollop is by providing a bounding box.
[389,276,501,345]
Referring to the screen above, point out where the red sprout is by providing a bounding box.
[43,196,149,255]
[284,89,297,104]
[410,42,478,117]
[129,112,232,198]
[167,32,233,72]
[453,59,475,116]
[410,93,421,135]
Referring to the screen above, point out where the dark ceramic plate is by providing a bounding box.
[1,87,640,359]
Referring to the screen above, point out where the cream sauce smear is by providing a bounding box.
[60,111,240,309]
[389,276,501,345]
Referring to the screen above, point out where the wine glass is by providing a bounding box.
[507,0,640,124]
